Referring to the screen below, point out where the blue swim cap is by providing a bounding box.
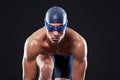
[45,6,67,24]
[45,6,68,32]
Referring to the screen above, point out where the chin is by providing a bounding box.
[51,41,59,44]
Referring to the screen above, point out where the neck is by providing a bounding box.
[46,38,64,48]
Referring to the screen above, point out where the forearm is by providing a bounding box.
[23,78,35,80]
[22,58,37,80]
[72,59,87,80]
[23,73,36,80]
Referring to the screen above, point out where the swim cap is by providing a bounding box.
[44,6,68,32]
[45,6,67,24]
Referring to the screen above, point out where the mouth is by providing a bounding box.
[52,38,60,41]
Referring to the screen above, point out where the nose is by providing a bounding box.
[53,31,59,37]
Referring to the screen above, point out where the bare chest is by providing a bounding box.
[40,45,72,56]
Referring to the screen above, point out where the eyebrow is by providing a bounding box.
[49,24,63,27]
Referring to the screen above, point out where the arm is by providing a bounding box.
[72,39,87,80]
[22,39,40,80]
[22,57,37,80]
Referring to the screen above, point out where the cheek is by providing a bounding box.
[59,31,65,37]
[59,33,64,36]
[47,31,53,38]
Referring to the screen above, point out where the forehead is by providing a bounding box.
[49,23,63,27]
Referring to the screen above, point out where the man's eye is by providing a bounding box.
[48,25,54,30]
[58,25,63,29]
[49,25,54,28]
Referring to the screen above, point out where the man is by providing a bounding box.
[22,6,87,80]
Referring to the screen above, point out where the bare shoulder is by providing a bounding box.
[67,28,87,45]
[23,27,46,61]
[67,28,87,60]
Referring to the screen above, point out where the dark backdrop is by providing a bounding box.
[1,0,120,80]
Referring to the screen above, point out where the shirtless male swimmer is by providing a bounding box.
[22,6,87,80]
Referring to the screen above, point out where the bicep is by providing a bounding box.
[22,39,39,80]
[72,38,88,80]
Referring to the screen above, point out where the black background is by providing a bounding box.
[1,0,120,80]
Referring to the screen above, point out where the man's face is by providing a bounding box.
[46,23,66,44]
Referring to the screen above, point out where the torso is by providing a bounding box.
[27,27,83,58]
